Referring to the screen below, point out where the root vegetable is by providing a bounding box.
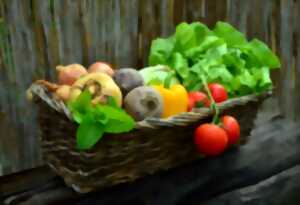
[56,64,87,85]
[88,62,114,77]
[124,86,163,121]
[70,73,122,106]
[113,68,144,96]
[55,85,71,102]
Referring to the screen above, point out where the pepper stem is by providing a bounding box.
[200,75,220,124]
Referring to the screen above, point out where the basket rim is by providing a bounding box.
[29,83,272,129]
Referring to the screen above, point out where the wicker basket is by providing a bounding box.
[30,83,271,193]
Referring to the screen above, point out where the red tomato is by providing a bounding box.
[221,116,240,145]
[188,92,210,111]
[188,96,196,112]
[208,83,228,103]
[194,124,228,156]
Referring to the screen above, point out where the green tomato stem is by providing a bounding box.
[200,75,220,124]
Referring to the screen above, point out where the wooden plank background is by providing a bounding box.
[0,0,298,176]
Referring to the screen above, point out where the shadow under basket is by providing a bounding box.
[30,83,271,193]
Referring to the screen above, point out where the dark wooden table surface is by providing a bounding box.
[1,116,300,205]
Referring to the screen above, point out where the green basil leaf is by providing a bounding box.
[73,110,84,124]
[105,118,135,134]
[107,96,118,108]
[76,114,105,150]
[95,105,135,133]
[68,90,92,114]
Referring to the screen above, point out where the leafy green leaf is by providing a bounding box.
[251,67,272,92]
[169,52,189,79]
[175,22,198,52]
[76,114,105,150]
[183,71,203,91]
[149,37,175,66]
[206,65,234,84]
[213,21,247,46]
[185,36,225,61]
[147,21,280,95]
[222,48,245,75]
[139,65,180,86]
[246,39,281,69]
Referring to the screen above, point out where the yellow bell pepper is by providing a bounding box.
[152,84,188,118]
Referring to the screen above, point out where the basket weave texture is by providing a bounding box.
[30,83,270,193]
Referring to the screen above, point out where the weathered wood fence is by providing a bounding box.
[0,0,299,175]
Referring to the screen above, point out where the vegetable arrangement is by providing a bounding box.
[31,21,280,157]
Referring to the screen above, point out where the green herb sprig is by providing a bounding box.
[68,91,135,150]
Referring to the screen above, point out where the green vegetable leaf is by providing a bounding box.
[183,71,203,91]
[222,48,245,75]
[105,118,135,133]
[68,90,135,150]
[149,37,175,66]
[206,65,234,84]
[68,90,92,114]
[169,52,189,79]
[251,67,272,92]
[148,21,280,95]
[213,21,247,46]
[76,114,105,150]
[139,65,180,86]
[107,96,118,108]
[95,105,135,133]
[185,36,225,61]
[175,22,198,52]
[246,39,281,69]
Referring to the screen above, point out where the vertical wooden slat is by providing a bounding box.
[112,0,121,68]
[185,0,206,24]
[2,0,41,174]
[294,0,300,120]
[53,0,82,65]
[279,0,295,120]
[270,0,281,93]
[119,0,139,67]
[104,0,114,64]
[35,0,59,78]
[173,0,186,25]
[79,0,96,66]
[205,0,218,27]
[226,0,250,34]
[159,0,174,37]
[94,1,106,63]
[227,0,238,26]
[139,0,159,66]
